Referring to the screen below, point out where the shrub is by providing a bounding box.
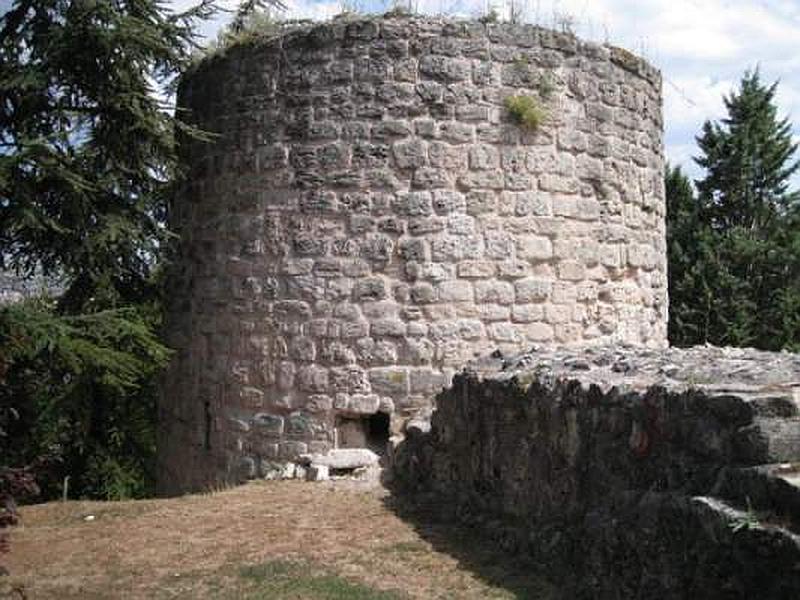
[1,466,39,574]
[505,94,546,130]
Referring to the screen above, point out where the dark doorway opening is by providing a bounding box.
[335,412,391,455]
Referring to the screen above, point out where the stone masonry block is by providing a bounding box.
[369,367,410,395]
[252,413,284,436]
[512,304,545,323]
[409,368,448,394]
[545,304,572,324]
[429,141,468,169]
[398,238,428,262]
[475,280,514,305]
[352,278,387,301]
[371,319,407,337]
[433,190,467,214]
[448,214,476,235]
[483,230,515,260]
[466,190,497,215]
[296,365,329,393]
[469,144,500,170]
[393,139,428,169]
[437,280,474,303]
[497,261,531,279]
[419,55,471,82]
[394,191,433,216]
[439,121,474,143]
[413,167,451,189]
[410,282,437,303]
[458,260,496,278]
[513,191,552,217]
[488,322,523,343]
[525,322,555,341]
[517,236,553,261]
[330,366,371,394]
[558,261,587,281]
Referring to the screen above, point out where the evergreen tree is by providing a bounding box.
[0,0,219,499]
[668,70,800,351]
[0,0,218,310]
[696,70,799,233]
[666,164,711,346]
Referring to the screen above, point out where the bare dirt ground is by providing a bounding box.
[2,480,558,599]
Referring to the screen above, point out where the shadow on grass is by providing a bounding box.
[380,489,559,600]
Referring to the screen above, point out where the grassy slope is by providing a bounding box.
[3,480,557,599]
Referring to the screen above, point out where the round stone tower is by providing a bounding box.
[158,15,666,494]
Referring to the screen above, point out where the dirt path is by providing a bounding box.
[3,480,557,599]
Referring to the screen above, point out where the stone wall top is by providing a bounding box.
[395,344,800,598]
[473,344,800,399]
[186,14,661,90]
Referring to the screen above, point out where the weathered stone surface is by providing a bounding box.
[394,345,800,600]
[159,14,667,495]
[306,463,330,481]
[300,448,380,469]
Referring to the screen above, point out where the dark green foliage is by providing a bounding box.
[666,165,711,345]
[667,71,800,351]
[695,71,799,233]
[0,0,222,501]
[0,0,218,311]
[0,298,171,499]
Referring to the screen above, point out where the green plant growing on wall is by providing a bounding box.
[729,498,761,533]
[537,73,555,99]
[385,0,417,17]
[479,7,500,24]
[337,0,361,16]
[512,54,531,77]
[554,12,576,35]
[505,94,546,130]
[205,3,286,57]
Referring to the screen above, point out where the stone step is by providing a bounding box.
[734,417,800,464]
[746,394,800,418]
[711,463,800,534]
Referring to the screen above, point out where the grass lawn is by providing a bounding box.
[2,480,557,599]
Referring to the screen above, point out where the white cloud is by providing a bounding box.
[665,143,702,180]
[663,76,733,131]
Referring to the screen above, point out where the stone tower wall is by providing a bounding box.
[158,16,666,494]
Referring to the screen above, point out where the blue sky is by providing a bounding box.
[4,0,799,186]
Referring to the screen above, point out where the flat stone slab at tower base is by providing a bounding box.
[299,448,380,470]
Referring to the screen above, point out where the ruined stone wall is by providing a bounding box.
[158,15,666,494]
[394,346,800,598]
